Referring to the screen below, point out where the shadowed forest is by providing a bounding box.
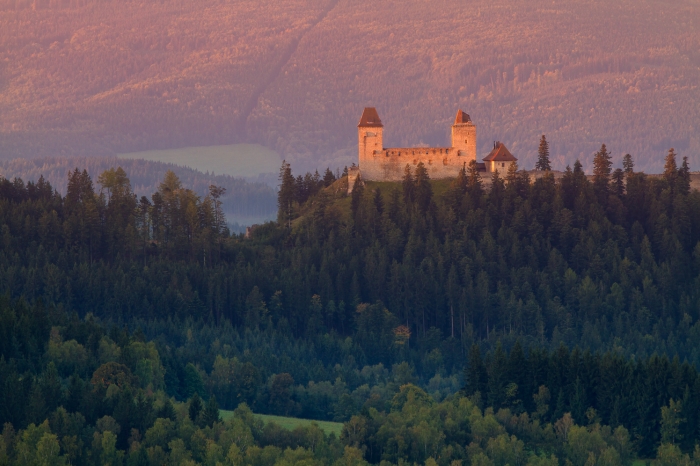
[1,0,699,171]
[1,145,700,463]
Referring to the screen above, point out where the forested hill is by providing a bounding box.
[2,149,700,463]
[0,156,277,226]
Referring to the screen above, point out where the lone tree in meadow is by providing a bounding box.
[536,135,551,171]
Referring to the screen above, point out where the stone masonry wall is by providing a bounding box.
[360,146,475,181]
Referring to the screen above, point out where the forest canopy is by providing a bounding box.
[1,148,700,464]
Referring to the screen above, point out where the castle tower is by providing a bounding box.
[358,107,383,170]
[451,110,476,163]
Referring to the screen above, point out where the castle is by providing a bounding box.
[353,107,516,183]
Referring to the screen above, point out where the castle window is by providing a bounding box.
[502,163,505,167]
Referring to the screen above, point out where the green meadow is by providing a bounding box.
[219,411,343,437]
[118,143,282,178]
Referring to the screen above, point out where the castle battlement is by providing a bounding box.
[357,108,516,182]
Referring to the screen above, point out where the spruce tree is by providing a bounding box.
[663,148,678,189]
[414,162,433,213]
[202,395,221,427]
[486,342,508,410]
[350,176,364,219]
[536,135,551,171]
[277,161,296,228]
[466,160,483,198]
[463,345,487,397]
[188,393,203,423]
[678,156,691,195]
[612,168,625,197]
[323,167,336,187]
[622,154,634,174]
[506,161,518,184]
[373,188,384,215]
[592,144,612,198]
[402,165,415,204]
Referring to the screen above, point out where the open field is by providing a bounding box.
[219,410,343,437]
[118,144,281,179]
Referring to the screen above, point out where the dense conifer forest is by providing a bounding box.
[1,147,700,464]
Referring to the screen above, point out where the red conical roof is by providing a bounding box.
[358,107,383,127]
[454,109,472,124]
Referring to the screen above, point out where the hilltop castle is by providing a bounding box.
[354,107,516,183]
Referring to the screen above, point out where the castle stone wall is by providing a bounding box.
[360,146,474,181]
[357,109,477,182]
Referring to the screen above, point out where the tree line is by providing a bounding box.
[1,146,700,462]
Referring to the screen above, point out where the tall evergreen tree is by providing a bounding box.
[188,392,203,423]
[506,161,519,185]
[402,165,415,204]
[277,161,296,228]
[323,167,336,186]
[622,153,634,174]
[612,168,625,197]
[663,149,678,189]
[463,345,487,398]
[678,156,691,196]
[201,395,221,427]
[592,144,612,198]
[350,176,364,219]
[536,135,551,171]
[414,162,433,213]
[466,160,483,202]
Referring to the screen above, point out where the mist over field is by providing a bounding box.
[0,0,699,172]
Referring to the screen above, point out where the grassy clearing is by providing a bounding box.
[118,143,281,178]
[220,410,343,436]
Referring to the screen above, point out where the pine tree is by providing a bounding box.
[678,156,691,195]
[506,161,518,185]
[592,144,612,197]
[622,154,634,174]
[454,164,468,193]
[402,165,415,204]
[487,342,508,410]
[414,162,433,213]
[323,167,336,187]
[350,176,364,219]
[463,345,487,398]
[466,160,483,201]
[663,149,678,189]
[373,188,384,215]
[536,135,551,171]
[612,168,625,197]
[277,161,296,228]
[201,395,221,427]
[188,393,203,423]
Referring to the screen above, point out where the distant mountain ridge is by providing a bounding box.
[0,0,698,172]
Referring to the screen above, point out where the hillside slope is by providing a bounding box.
[0,0,698,172]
